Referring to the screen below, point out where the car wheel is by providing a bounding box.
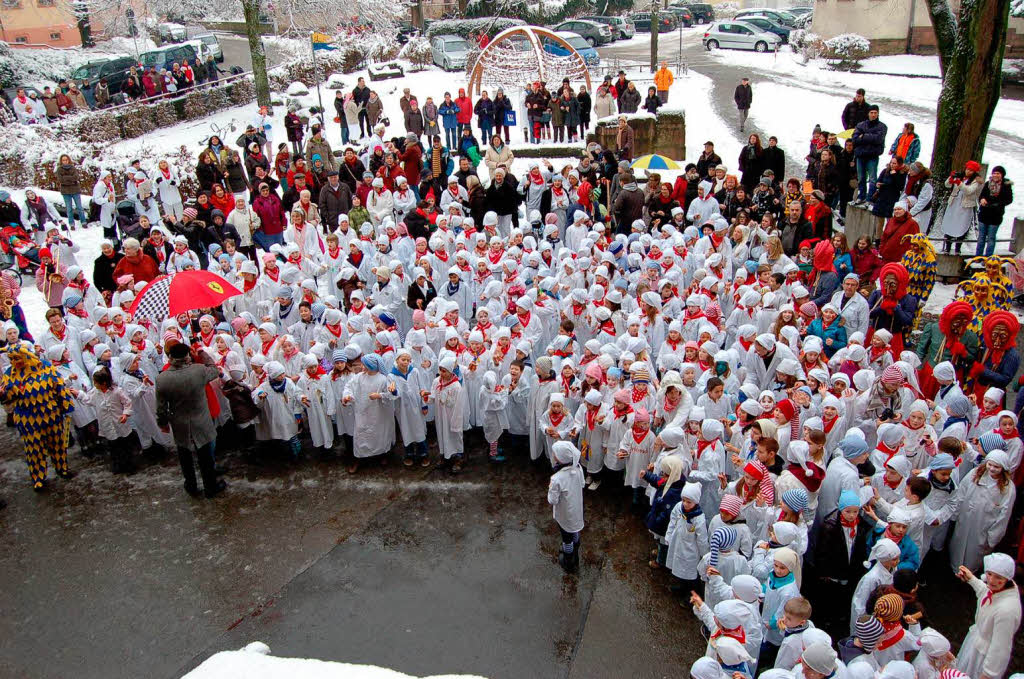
[586,36,596,46]
[696,17,704,25]
[755,41,768,52]
[443,58,450,71]
[706,39,718,50]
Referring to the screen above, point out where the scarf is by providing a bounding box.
[876,621,906,651]
[548,410,565,427]
[696,438,714,460]
[586,405,600,431]
[269,378,287,393]
[631,426,649,445]
[823,414,839,433]
[840,515,858,539]
[711,625,746,644]
[446,279,461,296]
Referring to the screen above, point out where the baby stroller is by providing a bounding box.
[115,200,141,246]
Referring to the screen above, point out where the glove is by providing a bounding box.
[968,362,985,380]
[880,298,897,312]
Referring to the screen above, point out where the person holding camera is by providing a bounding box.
[939,160,985,254]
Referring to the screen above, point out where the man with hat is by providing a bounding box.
[156,341,226,498]
[733,77,752,133]
[318,170,352,234]
[697,141,723,181]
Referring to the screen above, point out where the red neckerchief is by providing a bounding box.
[599,320,616,335]
[475,321,492,338]
[580,354,597,366]
[517,311,531,327]
[244,278,257,292]
[549,411,566,427]
[666,338,681,352]
[631,385,648,404]
[266,268,280,282]
[663,395,680,414]
[160,168,171,179]
[68,306,89,318]
[977,407,1000,426]
[585,405,600,430]
[111,324,126,338]
[51,325,67,342]
[238,327,254,343]
[996,428,1018,441]
[840,515,858,539]
[877,440,902,467]
[561,374,575,396]
[710,626,746,644]
[823,414,839,433]
[571,302,585,316]
[327,246,342,260]
[435,249,449,263]
[876,621,905,651]
[261,337,277,354]
[439,374,459,390]
[631,426,649,444]
[982,590,995,606]
[283,347,298,359]
[869,345,889,363]
[331,370,346,381]
[696,439,714,460]
[351,301,365,315]
[325,324,343,338]
[487,249,503,264]
[131,337,146,351]
[199,330,215,347]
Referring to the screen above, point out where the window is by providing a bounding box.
[14,35,28,43]
[38,0,56,6]
[49,31,62,40]
[2,0,23,8]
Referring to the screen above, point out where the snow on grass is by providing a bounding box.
[858,54,942,77]
[746,80,1024,230]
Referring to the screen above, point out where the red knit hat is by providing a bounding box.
[775,399,796,422]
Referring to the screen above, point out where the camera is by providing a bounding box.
[879,408,896,421]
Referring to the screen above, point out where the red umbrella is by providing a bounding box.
[128,271,243,321]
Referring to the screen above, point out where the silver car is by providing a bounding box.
[702,20,782,52]
[431,34,471,71]
[195,34,224,63]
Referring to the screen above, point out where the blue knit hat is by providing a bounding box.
[838,489,860,510]
[839,434,870,460]
[781,488,809,514]
[929,453,956,470]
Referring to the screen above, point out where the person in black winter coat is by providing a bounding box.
[807,503,870,630]
[617,83,642,114]
[577,87,592,136]
[976,166,1013,257]
[841,88,870,131]
[734,77,753,132]
[642,458,685,568]
[852,105,888,202]
[207,210,242,248]
[871,158,907,219]
[93,244,124,300]
[486,169,522,228]
[643,86,661,115]
[762,136,785,184]
[284,110,304,157]
[406,272,437,313]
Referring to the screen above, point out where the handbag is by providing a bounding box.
[504,110,516,126]
[540,111,551,124]
[333,116,341,123]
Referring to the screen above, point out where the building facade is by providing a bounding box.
[0,0,98,47]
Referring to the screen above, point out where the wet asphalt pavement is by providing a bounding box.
[0,429,709,679]
[2,423,1019,679]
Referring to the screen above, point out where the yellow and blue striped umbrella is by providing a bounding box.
[630,154,681,170]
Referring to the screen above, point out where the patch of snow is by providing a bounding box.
[286,81,311,96]
[183,643,489,678]
[858,55,941,77]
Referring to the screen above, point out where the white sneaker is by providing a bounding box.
[588,479,602,490]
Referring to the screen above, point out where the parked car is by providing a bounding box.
[672,2,715,24]
[194,33,224,62]
[552,19,612,45]
[783,6,814,17]
[139,44,200,73]
[735,8,799,27]
[70,55,136,96]
[702,21,782,52]
[630,11,676,32]
[156,22,187,44]
[580,15,636,40]
[430,34,471,71]
[544,32,600,66]
[666,7,694,27]
[737,16,792,43]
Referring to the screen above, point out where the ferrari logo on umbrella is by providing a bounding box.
[207,281,224,294]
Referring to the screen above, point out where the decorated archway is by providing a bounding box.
[467,25,593,98]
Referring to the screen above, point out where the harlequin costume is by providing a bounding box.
[967,255,1015,308]
[0,344,74,490]
[955,272,1008,337]
[899,233,936,331]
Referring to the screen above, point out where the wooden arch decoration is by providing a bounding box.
[467,25,593,99]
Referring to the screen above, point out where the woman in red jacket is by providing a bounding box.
[208,184,235,218]
[251,183,286,252]
[878,199,919,264]
[454,88,473,140]
[850,235,882,283]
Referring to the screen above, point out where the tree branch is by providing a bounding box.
[924,0,959,74]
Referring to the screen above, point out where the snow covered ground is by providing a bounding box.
[705,45,1024,228]
[184,642,488,679]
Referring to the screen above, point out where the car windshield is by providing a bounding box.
[140,51,162,67]
[201,36,216,44]
[72,63,104,80]
[564,36,590,49]
[444,39,469,51]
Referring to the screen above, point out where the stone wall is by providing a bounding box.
[588,111,686,161]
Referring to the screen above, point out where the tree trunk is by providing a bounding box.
[241,0,272,107]
[650,1,660,72]
[925,0,1009,226]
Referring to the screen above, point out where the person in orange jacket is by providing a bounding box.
[654,61,674,104]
